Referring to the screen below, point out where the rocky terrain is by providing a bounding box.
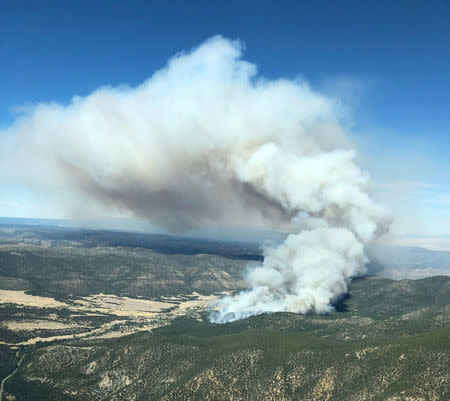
[1,276,448,401]
[0,234,248,299]
[0,222,448,400]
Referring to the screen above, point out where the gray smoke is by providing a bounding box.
[1,36,390,322]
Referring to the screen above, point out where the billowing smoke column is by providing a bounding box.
[2,36,389,323]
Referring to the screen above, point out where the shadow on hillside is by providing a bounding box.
[333,293,351,312]
[333,276,369,312]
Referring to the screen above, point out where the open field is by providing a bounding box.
[0,289,227,347]
[0,222,448,400]
[0,274,448,400]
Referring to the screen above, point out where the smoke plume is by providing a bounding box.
[1,36,390,322]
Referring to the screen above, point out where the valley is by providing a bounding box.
[0,222,448,400]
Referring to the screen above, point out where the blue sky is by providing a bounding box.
[0,0,449,245]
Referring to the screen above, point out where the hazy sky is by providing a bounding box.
[0,0,449,246]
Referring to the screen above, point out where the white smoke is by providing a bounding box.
[1,36,390,322]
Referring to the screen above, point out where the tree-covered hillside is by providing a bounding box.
[4,276,449,401]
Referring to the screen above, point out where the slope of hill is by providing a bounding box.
[0,245,247,299]
[0,222,449,400]
[2,276,449,401]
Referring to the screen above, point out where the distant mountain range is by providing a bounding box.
[367,244,450,279]
[0,219,449,400]
[1,217,449,281]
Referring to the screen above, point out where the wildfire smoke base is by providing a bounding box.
[1,36,390,323]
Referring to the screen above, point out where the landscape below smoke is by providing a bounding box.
[1,36,391,323]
